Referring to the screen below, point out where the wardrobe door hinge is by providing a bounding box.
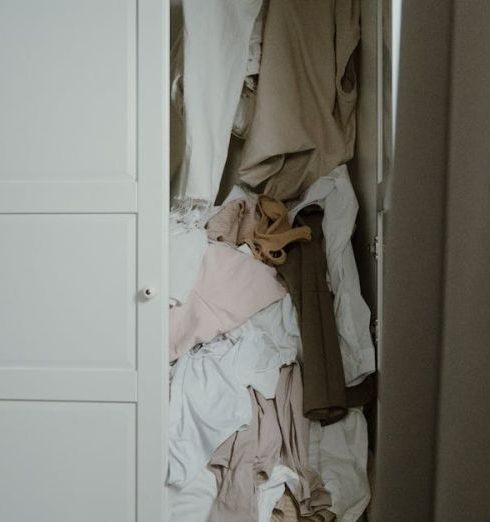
[369,235,381,260]
[371,318,380,348]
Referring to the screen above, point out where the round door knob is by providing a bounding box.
[143,287,156,299]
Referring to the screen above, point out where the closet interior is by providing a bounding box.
[167,1,386,520]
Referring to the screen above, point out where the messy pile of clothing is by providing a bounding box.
[167,1,376,521]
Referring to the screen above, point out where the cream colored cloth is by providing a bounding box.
[239,0,360,201]
[206,198,258,246]
[209,364,332,522]
[272,489,336,522]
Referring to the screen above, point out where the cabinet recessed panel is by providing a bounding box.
[0,0,136,181]
[0,215,136,369]
[0,401,135,522]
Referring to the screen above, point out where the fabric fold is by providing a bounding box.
[288,165,376,387]
[171,0,263,206]
[169,242,286,362]
[209,364,333,522]
[238,0,360,201]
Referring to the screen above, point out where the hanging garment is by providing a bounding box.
[209,364,333,522]
[272,488,336,522]
[233,80,258,140]
[278,207,346,425]
[170,0,263,207]
[288,165,376,387]
[309,409,371,522]
[206,198,258,246]
[169,242,286,362]
[278,206,375,425]
[238,0,360,201]
[232,0,267,139]
[215,135,248,205]
[169,218,208,305]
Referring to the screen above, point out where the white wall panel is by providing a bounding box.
[0,214,136,369]
[0,0,136,182]
[0,401,135,522]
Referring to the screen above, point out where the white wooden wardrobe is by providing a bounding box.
[0,1,168,520]
[5,1,485,522]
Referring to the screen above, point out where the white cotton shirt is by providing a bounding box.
[288,165,376,386]
[309,409,371,522]
[172,0,263,205]
[231,294,300,399]
[168,337,252,488]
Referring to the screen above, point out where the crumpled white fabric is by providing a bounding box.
[257,465,300,522]
[168,304,298,489]
[309,409,371,522]
[169,218,208,305]
[231,294,300,398]
[167,467,217,522]
[168,337,252,488]
[172,0,263,206]
[288,164,376,386]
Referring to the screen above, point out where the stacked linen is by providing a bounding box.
[169,0,375,519]
[167,179,373,521]
[168,296,300,488]
[168,188,336,520]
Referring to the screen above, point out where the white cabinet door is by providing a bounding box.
[0,1,168,521]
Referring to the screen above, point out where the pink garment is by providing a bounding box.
[206,198,258,246]
[209,364,332,522]
[169,243,286,362]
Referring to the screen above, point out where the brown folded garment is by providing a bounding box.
[238,0,360,201]
[248,195,312,265]
[277,206,375,426]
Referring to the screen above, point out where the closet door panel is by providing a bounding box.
[0,0,136,183]
[0,0,168,520]
[0,401,136,522]
[0,214,136,370]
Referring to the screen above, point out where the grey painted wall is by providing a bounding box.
[374,1,453,520]
[434,1,490,519]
